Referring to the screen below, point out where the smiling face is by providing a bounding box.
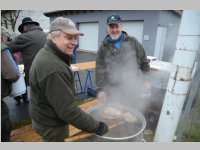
[107,23,123,40]
[51,30,78,56]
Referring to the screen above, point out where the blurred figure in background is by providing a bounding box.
[8,17,47,105]
[9,32,25,105]
[1,27,19,141]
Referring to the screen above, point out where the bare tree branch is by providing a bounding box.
[1,10,21,32]
[2,15,11,22]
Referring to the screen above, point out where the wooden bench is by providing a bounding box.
[10,99,100,142]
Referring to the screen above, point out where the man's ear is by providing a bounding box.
[51,33,56,43]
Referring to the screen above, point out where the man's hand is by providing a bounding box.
[96,122,109,136]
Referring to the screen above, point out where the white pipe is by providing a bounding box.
[154,10,200,142]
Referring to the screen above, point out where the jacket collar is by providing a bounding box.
[45,40,71,65]
[103,31,129,45]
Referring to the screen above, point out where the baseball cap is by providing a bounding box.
[49,17,84,36]
[107,15,122,25]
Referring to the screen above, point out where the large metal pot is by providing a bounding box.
[86,103,146,142]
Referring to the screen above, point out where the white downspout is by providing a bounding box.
[154,10,200,142]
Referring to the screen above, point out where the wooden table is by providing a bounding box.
[71,61,96,99]
[18,61,96,72]
[71,61,96,71]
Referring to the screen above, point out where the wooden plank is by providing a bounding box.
[71,61,96,71]
[19,62,96,72]
[10,124,42,142]
[65,132,94,142]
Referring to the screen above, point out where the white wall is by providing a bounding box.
[122,21,144,43]
[78,22,99,52]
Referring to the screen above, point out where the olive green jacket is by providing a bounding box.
[29,40,99,135]
[96,31,150,91]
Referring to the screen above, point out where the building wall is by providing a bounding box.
[1,10,50,33]
[157,11,181,61]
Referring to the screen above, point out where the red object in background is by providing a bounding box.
[13,52,22,64]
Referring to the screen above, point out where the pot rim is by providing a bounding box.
[87,103,147,140]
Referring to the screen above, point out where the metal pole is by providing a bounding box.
[154,10,200,142]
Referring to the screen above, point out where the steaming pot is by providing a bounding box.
[86,103,146,142]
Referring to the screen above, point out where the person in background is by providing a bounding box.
[8,17,47,105]
[70,44,78,64]
[1,27,19,142]
[29,17,108,142]
[10,32,23,65]
[12,51,25,105]
[96,14,150,101]
[9,33,25,105]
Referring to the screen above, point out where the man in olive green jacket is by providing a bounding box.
[29,17,108,142]
[96,15,150,101]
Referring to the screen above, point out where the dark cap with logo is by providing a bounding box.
[107,15,122,25]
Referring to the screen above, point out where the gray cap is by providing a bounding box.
[1,26,10,38]
[49,17,84,36]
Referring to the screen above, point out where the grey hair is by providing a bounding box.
[47,30,61,40]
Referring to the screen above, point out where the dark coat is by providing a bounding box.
[8,26,47,85]
[29,40,99,137]
[96,31,150,90]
